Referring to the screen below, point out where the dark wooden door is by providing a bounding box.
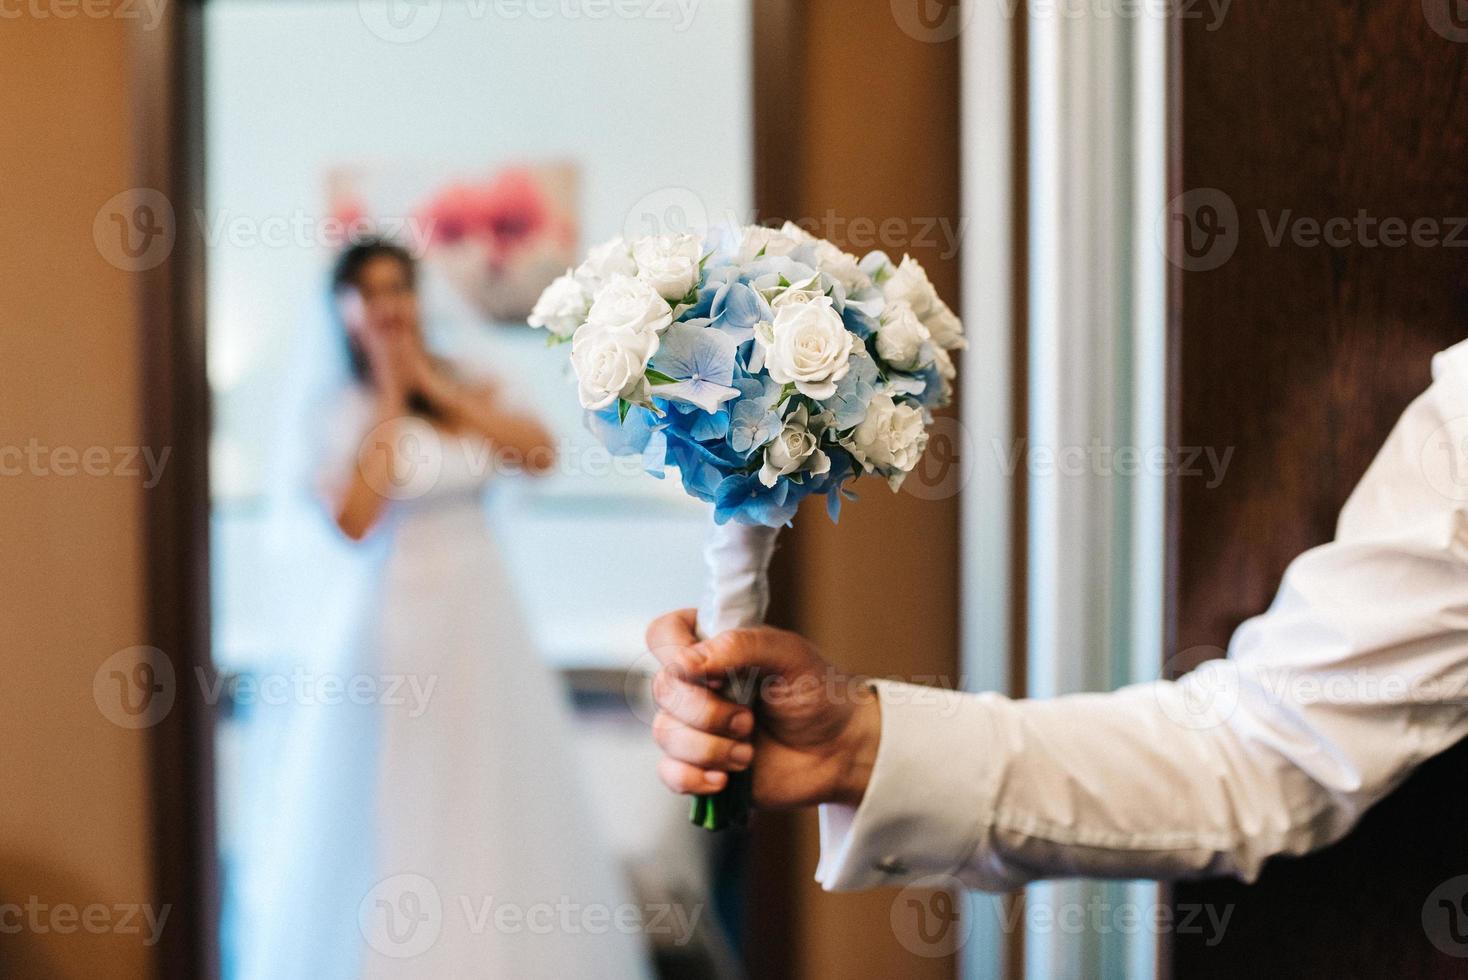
[1169,2,1468,976]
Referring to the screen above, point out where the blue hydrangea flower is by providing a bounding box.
[713,470,802,527]
[649,320,740,414]
[822,349,881,431]
[728,376,786,456]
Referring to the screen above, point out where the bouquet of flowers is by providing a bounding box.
[530,223,965,829]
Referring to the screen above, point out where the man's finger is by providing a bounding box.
[645,608,699,667]
[652,669,753,737]
[657,756,728,795]
[652,712,754,771]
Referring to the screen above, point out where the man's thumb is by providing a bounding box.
[687,627,807,681]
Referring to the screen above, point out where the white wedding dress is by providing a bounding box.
[242,385,651,980]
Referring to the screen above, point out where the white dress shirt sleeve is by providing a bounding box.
[817,340,1468,893]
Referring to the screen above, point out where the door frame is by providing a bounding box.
[133,3,218,979]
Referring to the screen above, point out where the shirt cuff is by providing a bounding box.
[814,679,993,892]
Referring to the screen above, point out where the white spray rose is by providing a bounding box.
[847,394,929,490]
[527,270,591,340]
[632,233,704,301]
[881,254,941,318]
[584,274,674,336]
[875,300,933,370]
[570,321,659,411]
[737,225,802,264]
[929,345,957,404]
[924,297,967,350]
[755,296,855,400]
[758,404,831,487]
[576,236,637,286]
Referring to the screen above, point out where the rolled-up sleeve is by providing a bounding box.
[817,341,1468,893]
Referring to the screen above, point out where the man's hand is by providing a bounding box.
[645,609,881,810]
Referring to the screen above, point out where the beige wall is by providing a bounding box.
[0,13,157,980]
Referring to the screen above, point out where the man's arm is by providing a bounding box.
[649,341,1468,892]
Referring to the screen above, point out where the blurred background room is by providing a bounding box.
[7,1,1468,979]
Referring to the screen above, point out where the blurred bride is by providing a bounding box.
[245,239,650,979]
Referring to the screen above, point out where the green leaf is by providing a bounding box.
[617,398,631,424]
[645,368,679,386]
[777,274,791,288]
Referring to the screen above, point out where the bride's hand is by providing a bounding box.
[359,323,413,408]
[645,609,881,810]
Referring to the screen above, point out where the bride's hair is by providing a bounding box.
[330,238,438,418]
[330,237,417,383]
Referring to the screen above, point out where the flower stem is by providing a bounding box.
[690,768,753,831]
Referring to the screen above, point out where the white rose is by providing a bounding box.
[778,222,868,294]
[924,297,967,350]
[585,274,674,336]
[570,322,659,411]
[737,225,802,264]
[756,296,854,400]
[576,236,637,286]
[813,240,870,294]
[527,270,591,340]
[881,254,941,318]
[768,272,825,311]
[758,405,831,487]
[875,300,932,370]
[929,345,957,405]
[847,394,929,489]
[632,233,703,301]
